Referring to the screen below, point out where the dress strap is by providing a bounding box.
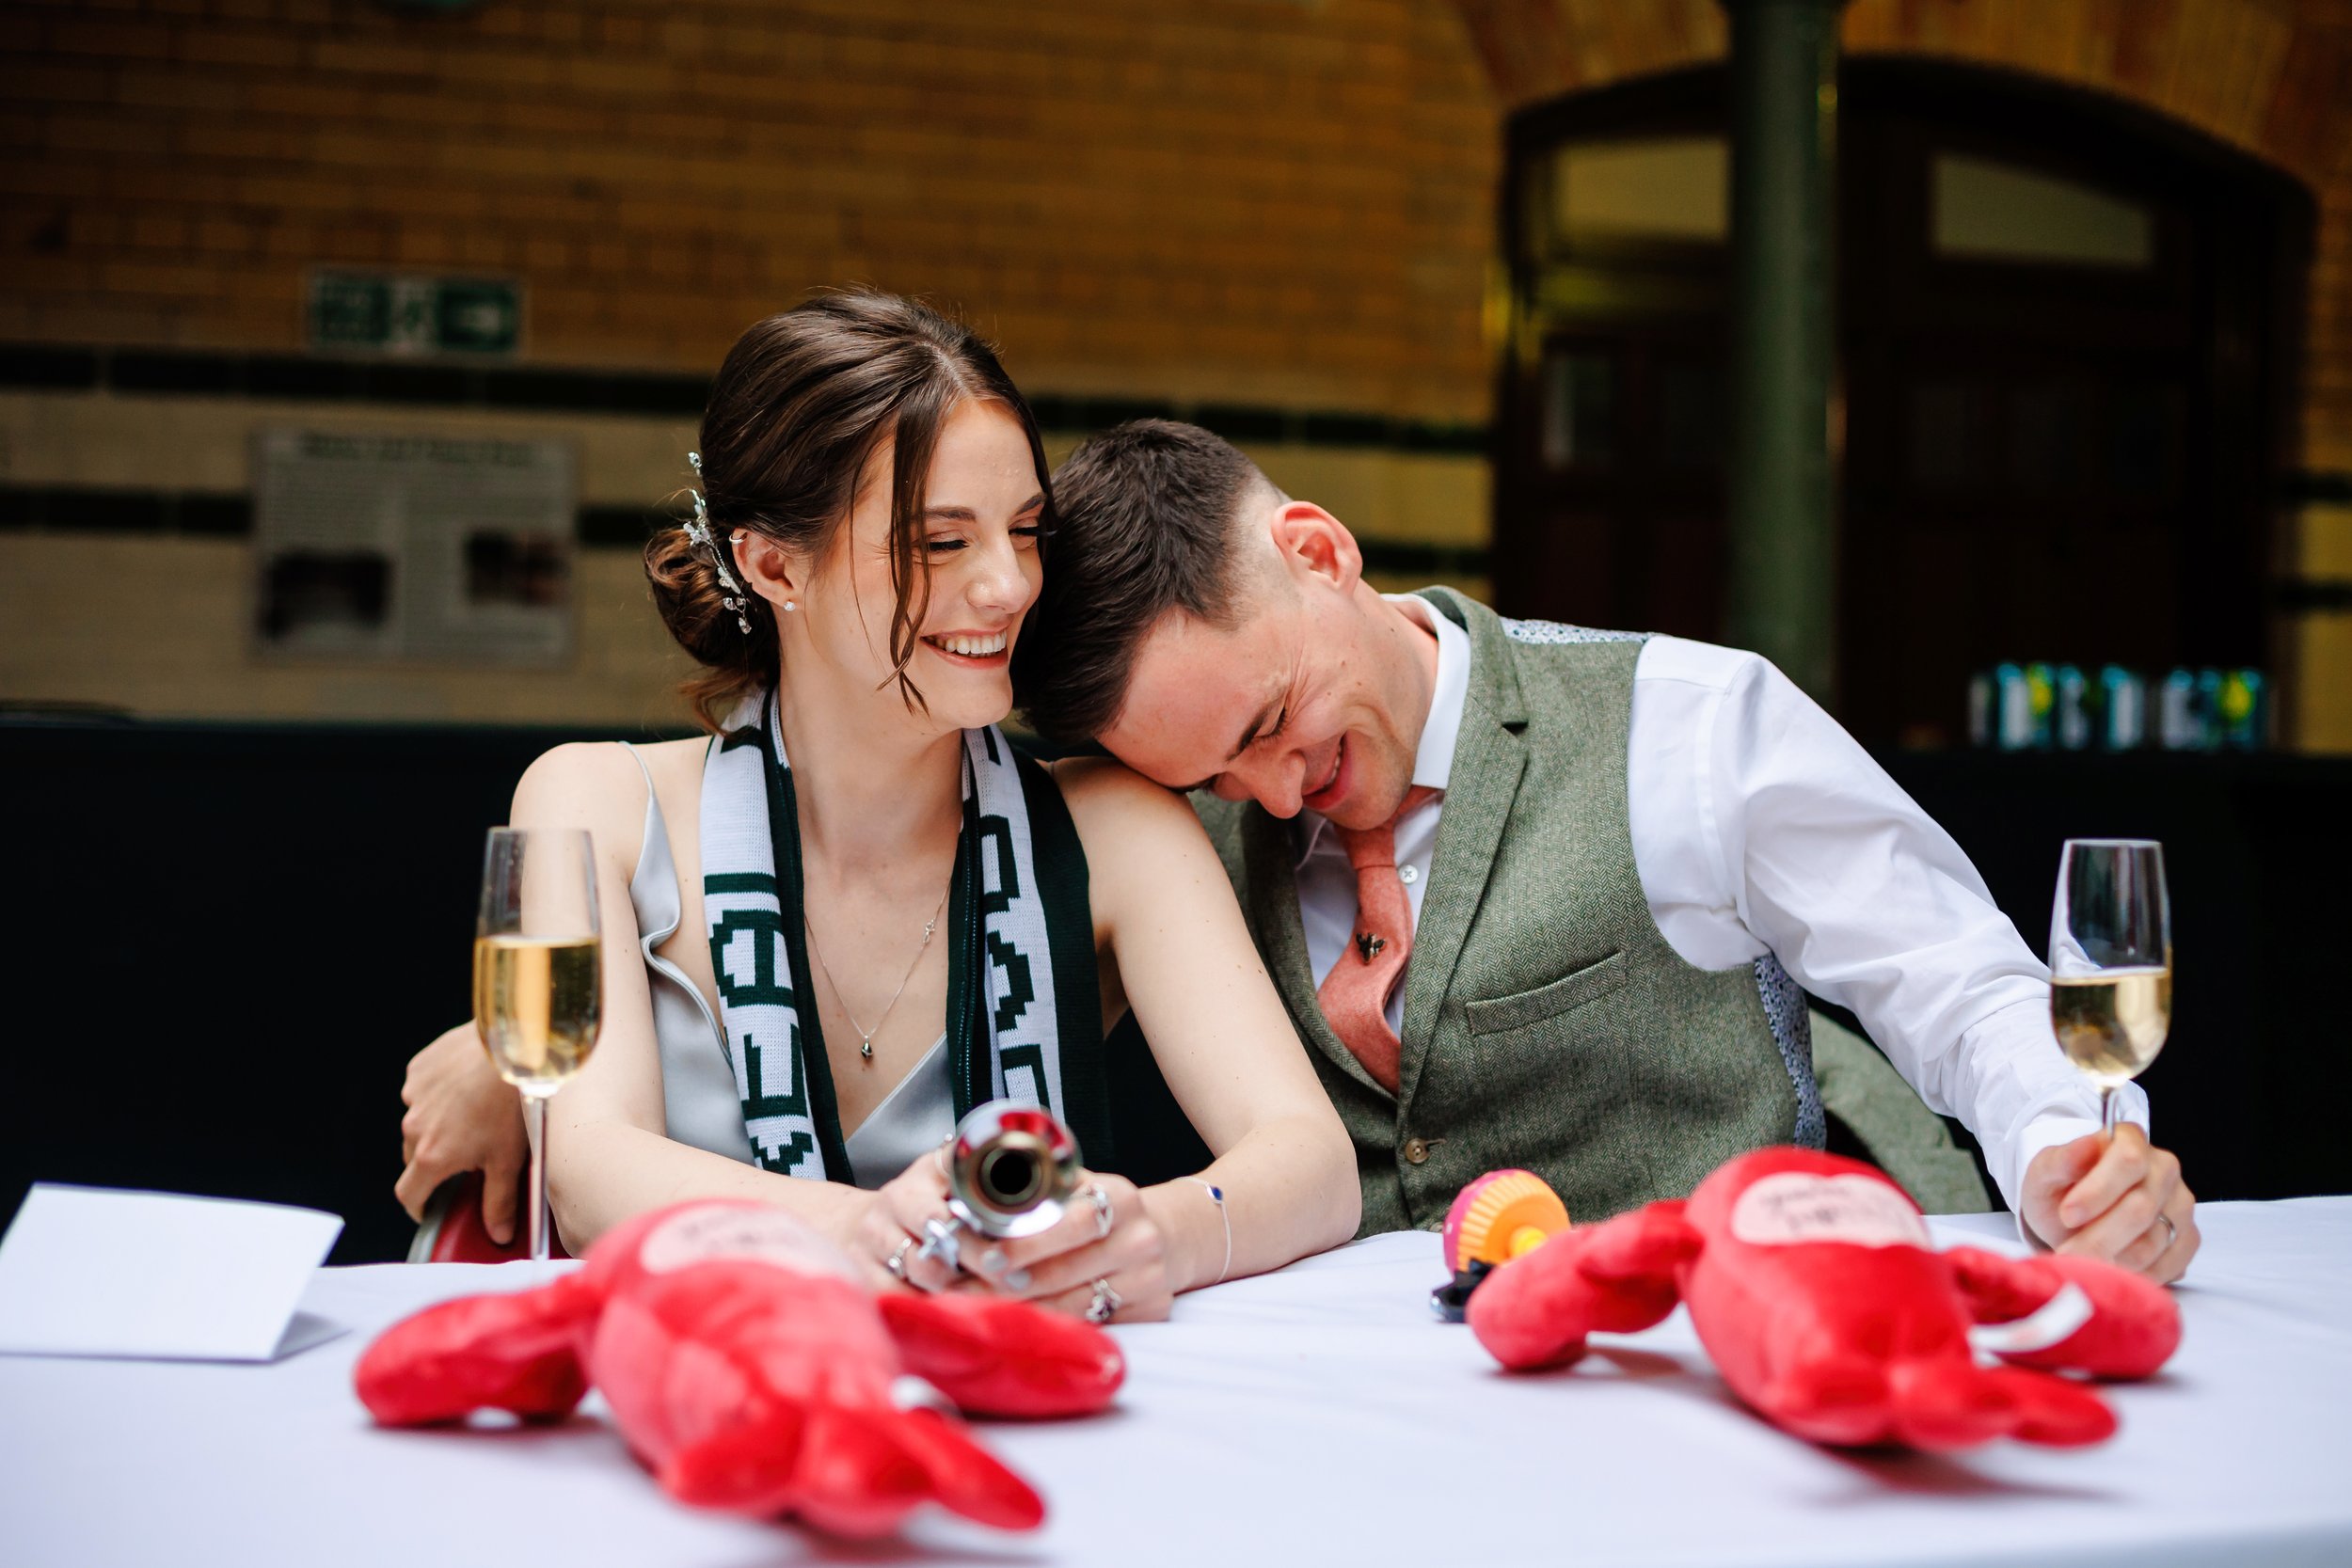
[615,743,682,946]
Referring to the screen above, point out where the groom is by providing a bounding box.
[1014,420,2197,1281]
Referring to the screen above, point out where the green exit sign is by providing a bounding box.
[309,272,523,356]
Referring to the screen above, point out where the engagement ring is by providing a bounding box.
[1086,1182,1113,1241]
[1085,1276,1122,1324]
[883,1234,917,1284]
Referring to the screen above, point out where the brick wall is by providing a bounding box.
[0,0,1497,723]
[4,0,2347,739]
[0,0,1501,423]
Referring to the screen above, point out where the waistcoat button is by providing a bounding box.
[1404,1137,1429,1164]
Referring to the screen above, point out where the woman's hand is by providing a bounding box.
[852,1148,962,1294]
[394,1022,527,1239]
[971,1171,1172,1323]
[853,1152,1171,1323]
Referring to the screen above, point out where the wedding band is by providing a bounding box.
[1086,1182,1113,1241]
[1085,1276,1122,1324]
[913,1215,963,1283]
[2158,1212,2179,1251]
[883,1234,917,1284]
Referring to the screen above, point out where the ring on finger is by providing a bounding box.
[2158,1212,2179,1251]
[883,1233,917,1284]
[1086,1182,1113,1241]
[1085,1276,1122,1324]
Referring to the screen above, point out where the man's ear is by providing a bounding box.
[732,531,803,614]
[1267,501,1362,594]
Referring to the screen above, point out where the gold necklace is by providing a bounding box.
[804,880,951,1063]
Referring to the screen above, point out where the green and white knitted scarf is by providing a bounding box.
[699,689,1097,1181]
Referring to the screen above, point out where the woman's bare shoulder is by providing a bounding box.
[631,736,709,793]
[517,736,701,796]
[509,738,698,862]
[1048,755,1209,865]
[1051,753,1178,814]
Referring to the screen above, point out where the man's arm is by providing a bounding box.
[396,1021,527,1241]
[1629,640,2195,1279]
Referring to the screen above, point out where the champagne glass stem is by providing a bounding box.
[525,1092,550,1266]
[2100,1084,2121,1142]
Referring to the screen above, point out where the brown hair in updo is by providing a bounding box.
[644,290,1053,731]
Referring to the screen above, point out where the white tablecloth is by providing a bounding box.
[6,1199,2350,1567]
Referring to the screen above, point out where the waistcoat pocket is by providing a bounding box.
[1463,949,1629,1037]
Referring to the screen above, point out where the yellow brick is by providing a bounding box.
[46,16,173,60]
[233,172,365,214]
[42,111,172,157]
[310,39,438,79]
[129,214,191,251]
[100,259,229,298]
[177,25,305,71]
[2292,612,2352,753]
[2301,504,2352,579]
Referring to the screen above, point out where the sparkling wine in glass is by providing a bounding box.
[474,827,601,1263]
[2048,838,2170,1139]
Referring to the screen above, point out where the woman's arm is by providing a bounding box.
[507,743,879,1259]
[1041,757,1359,1299]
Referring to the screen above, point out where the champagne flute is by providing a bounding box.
[2048,838,2170,1139]
[473,827,602,1264]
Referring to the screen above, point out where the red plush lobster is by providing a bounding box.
[1468,1148,2180,1450]
[355,1199,1124,1536]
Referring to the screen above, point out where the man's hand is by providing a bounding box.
[395,1022,527,1241]
[2021,1124,2198,1283]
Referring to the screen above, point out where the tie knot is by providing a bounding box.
[1335,784,1438,871]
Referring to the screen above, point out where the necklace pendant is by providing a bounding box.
[859,1037,874,1061]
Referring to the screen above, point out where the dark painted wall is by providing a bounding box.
[4,721,2344,1262]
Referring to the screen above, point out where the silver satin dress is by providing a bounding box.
[624,745,952,1190]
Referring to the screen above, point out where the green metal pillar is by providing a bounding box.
[1721,0,1844,705]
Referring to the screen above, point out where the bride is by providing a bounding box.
[394,291,1358,1319]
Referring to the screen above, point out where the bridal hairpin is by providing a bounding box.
[684,451,752,634]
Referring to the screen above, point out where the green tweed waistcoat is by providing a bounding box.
[1195,589,1819,1237]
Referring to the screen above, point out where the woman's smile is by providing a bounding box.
[922,626,1014,666]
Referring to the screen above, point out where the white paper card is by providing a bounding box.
[0,1185,345,1362]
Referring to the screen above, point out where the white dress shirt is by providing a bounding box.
[1295,597,2143,1213]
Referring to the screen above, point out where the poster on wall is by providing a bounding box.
[251,431,576,668]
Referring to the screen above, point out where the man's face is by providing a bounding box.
[1097,503,1434,831]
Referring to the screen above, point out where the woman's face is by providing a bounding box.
[785,398,1046,736]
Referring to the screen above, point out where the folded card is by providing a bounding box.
[0,1185,345,1362]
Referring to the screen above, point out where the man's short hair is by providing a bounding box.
[1015,420,1279,742]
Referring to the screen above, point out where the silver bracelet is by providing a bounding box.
[1187,1177,1232,1285]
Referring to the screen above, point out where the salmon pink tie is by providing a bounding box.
[1315,786,1438,1094]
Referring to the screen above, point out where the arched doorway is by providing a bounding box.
[1492,58,2314,746]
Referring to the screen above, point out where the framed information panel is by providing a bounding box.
[251,431,577,668]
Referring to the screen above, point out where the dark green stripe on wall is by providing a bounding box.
[0,484,252,536]
[2284,469,2352,505]
[0,342,1486,456]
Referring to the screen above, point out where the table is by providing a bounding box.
[7,1199,2350,1567]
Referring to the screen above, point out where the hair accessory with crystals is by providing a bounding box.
[684,451,752,635]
